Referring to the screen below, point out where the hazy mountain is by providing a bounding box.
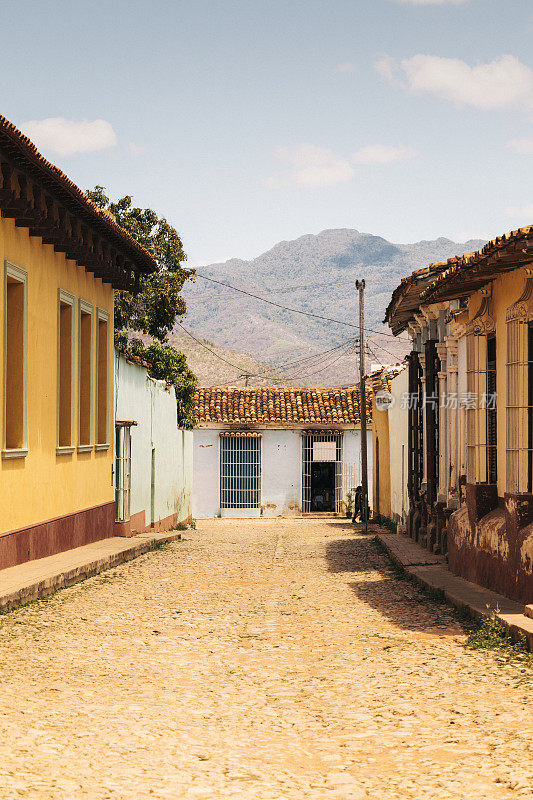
[180,229,485,386]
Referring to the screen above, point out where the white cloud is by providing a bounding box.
[269,144,354,188]
[374,55,398,83]
[352,144,418,164]
[20,117,117,156]
[507,138,533,155]
[268,141,419,188]
[334,62,356,73]
[127,141,145,157]
[506,205,533,221]
[377,54,533,111]
[393,0,469,5]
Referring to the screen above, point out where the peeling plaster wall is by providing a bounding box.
[192,427,372,518]
[448,506,533,604]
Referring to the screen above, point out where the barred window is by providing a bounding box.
[506,317,528,493]
[466,332,487,484]
[486,333,497,485]
[220,434,261,509]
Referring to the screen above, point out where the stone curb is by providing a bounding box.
[376,533,533,651]
[0,531,182,614]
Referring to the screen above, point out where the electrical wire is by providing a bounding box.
[189,277,357,299]
[177,323,358,384]
[274,339,357,369]
[194,272,403,339]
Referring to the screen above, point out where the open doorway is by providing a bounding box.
[310,462,335,511]
[302,431,343,513]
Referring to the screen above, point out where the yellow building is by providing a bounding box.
[369,365,406,524]
[0,116,156,569]
[386,227,533,604]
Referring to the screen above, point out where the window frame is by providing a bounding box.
[219,433,262,510]
[56,289,76,455]
[2,261,28,459]
[95,307,111,451]
[77,299,94,452]
[486,332,497,485]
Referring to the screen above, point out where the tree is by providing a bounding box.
[88,186,197,427]
[86,185,194,341]
[124,337,197,430]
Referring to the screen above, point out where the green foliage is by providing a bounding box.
[464,612,532,662]
[88,187,197,428]
[86,185,194,341]
[122,337,197,429]
[342,490,355,515]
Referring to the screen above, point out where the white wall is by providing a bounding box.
[192,429,220,519]
[192,427,372,518]
[388,368,409,528]
[115,353,192,528]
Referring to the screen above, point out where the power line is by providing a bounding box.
[194,272,403,340]
[366,336,403,361]
[177,324,257,375]
[177,323,359,384]
[189,277,357,298]
[274,339,356,369]
[284,347,356,380]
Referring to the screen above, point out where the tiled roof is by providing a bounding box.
[384,264,448,335]
[0,115,157,275]
[194,386,369,426]
[369,364,407,394]
[422,226,533,304]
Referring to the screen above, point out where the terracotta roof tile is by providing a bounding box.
[194,386,370,426]
[421,225,533,304]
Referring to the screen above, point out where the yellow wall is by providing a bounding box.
[466,264,529,498]
[0,216,114,534]
[372,405,391,518]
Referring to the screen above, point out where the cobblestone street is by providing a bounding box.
[0,518,531,800]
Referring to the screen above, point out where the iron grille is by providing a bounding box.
[302,431,343,513]
[486,333,497,485]
[220,434,261,509]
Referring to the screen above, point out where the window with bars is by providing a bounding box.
[506,317,528,493]
[527,322,533,492]
[466,331,488,484]
[486,333,497,485]
[424,340,440,504]
[220,435,261,509]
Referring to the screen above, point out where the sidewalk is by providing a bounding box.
[0,529,183,613]
[377,532,533,650]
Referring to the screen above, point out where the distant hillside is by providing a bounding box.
[179,228,485,385]
[170,329,367,387]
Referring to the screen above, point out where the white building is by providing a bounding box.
[114,350,193,535]
[193,386,372,518]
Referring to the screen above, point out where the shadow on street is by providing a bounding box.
[325,534,464,636]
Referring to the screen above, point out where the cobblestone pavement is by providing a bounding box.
[0,519,532,800]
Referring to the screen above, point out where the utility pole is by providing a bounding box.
[355,279,368,531]
[238,373,251,387]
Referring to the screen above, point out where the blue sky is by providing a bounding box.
[3,0,533,264]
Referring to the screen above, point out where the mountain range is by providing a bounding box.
[178,229,486,386]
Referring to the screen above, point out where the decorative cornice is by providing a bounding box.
[466,288,495,335]
[506,268,533,323]
[444,336,458,358]
[435,342,448,362]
